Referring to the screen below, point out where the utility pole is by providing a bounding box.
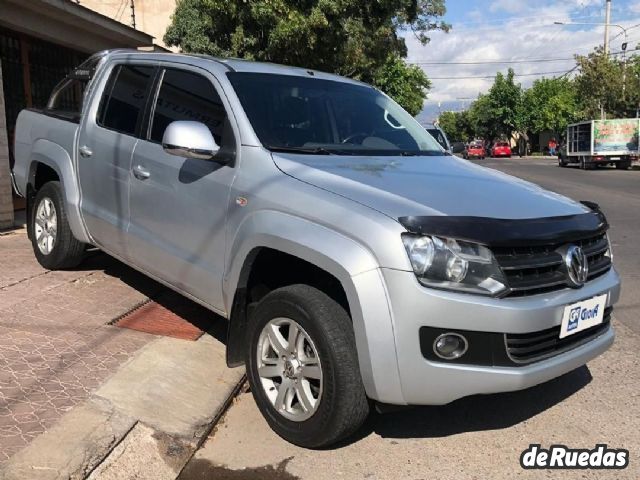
[130,0,136,29]
[604,0,611,54]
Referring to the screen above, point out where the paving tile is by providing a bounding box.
[0,231,158,463]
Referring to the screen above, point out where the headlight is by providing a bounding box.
[402,234,508,296]
[605,233,613,260]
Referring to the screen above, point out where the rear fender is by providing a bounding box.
[26,140,89,243]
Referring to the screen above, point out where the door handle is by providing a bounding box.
[133,164,151,180]
[79,145,93,158]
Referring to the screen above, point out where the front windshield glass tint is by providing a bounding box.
[227,72,444,156]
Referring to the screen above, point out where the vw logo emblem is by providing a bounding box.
[564,245,589,288]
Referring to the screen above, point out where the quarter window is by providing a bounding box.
[150,69,228,145]
[97,64,154,136]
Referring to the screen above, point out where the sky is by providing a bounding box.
[411,0,640,124]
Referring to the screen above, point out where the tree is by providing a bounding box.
[437,111,458,141]
[574,48,640,119]
[438,110,473,142]
[164,0,449,113]
[485,69,524,139]
[522,77,578,137]
[373,56,431,116]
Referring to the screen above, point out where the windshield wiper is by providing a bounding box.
[400,150,445,156]
[267,146,334,155]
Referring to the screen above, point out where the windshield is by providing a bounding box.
[227,72,444,156]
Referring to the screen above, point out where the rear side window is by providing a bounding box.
[97,64,154,136]
[46,56,100,122]
[149,69,228,145]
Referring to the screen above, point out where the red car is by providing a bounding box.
[463,143,486,159]
[491,142,512,158]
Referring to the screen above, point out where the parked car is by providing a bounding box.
[12,50,620,448]
[463,142,486,159]
[491,141,512,158]
[424,123,451,151]
[450,141,466,155]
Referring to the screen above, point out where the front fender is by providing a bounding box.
[224,210,405,404]
[27,140,89,243]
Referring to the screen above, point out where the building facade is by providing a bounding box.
[80,0,178,51]
[0,0,153,228]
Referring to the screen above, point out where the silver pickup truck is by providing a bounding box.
[12,50,620,448]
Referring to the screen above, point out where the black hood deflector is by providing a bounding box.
[399,205,608,247]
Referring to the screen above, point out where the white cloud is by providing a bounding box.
[407,0,640,121]
[489,0,530,14]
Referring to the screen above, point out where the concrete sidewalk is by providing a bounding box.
[0,228,244,479]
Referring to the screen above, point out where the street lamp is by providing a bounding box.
[553,21,630,103]
[553,21,628,55]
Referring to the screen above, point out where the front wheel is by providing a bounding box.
[246,284,369,448]
[31,181,85,269]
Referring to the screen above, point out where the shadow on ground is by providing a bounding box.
[81,251,228,343]
[177,457,298,480]
[342,364,592,445]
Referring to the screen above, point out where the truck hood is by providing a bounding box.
[272,153,589,219]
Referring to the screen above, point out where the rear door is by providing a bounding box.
[77,62,156,257]
[127,66,237,311]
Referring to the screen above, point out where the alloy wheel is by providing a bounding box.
[34,197,57,255]
[256,317,323,422]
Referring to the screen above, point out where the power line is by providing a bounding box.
[411,57,575,65]
[428,70,571,80]
[427,47,639,80]
[410,47,636,68]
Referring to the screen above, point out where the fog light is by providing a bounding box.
[433,333,468,360]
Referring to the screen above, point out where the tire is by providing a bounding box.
[616,160,631,170]
[246,284,369,448]
[31,181,85,270]
[580,157,591,170]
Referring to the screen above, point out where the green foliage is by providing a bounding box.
[522,77,578,136]
[372,56,431,116]
[437,110,473,142]
[164,0,449,113]
[437,111,458,140]
[575,49,640,119]
[485,69,524,138]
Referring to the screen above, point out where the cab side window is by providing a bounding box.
[150,69,228,146]
[97,64,154,136]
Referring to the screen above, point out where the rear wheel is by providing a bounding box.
[31,182,85,269]
[246,284,369,448]
[616,160,631,170]
[580,157,593,170]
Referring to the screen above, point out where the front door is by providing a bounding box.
[77,63,155,257]
[128,67,237,311]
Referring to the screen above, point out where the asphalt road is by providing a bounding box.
[179,157,640,480]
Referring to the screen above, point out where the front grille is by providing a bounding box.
[493,233,611,297]
[505,307,612,364]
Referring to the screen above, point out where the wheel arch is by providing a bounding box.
[26,140,90,243]
[223,211,405,404]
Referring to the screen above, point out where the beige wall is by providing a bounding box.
[82,0,177,50]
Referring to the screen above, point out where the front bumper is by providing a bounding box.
[379,267,620,405]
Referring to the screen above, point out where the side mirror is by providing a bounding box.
[162,121,220,160]
[451,142,465,154]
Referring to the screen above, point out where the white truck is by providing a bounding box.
[559,119,639,170]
